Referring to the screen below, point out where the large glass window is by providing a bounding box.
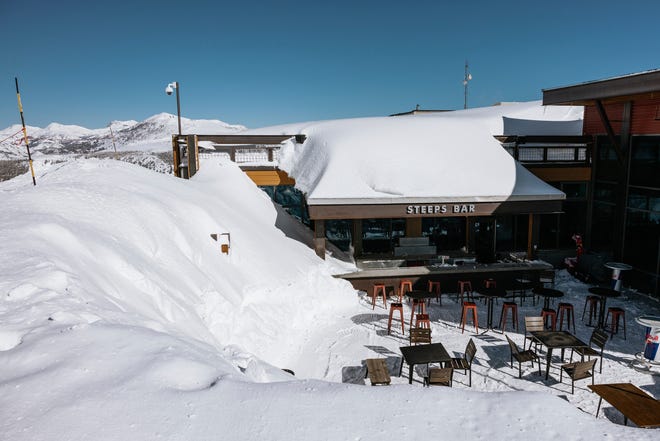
[325,220,352,252]
[623,210,659,272]
[591,202,615,251]
[539,214,560,249]
[495,216,514,251]
[630,137,660,189]
[260,185,310,226]
[422,218,466,252]
[362,219,405,255]
[595,136,620,181]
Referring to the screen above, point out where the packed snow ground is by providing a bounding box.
[0,158,658,440]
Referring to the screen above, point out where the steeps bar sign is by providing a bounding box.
[406,204,475,215]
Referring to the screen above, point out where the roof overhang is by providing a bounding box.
[543,69,660,106]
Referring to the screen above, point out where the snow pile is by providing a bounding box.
[1,158,657,440]
[250,101,583,204]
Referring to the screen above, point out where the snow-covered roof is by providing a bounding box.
[249,101,583,206]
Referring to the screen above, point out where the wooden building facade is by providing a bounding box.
[544,69,660,297]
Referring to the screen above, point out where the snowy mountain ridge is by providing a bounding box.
[0,113,246,159]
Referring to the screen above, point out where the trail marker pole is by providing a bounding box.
[15,77,36,186]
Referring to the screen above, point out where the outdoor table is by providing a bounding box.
[604,262,632,292]
[588,287,620,328]
[532,287,564,310]
[477,286,507,333]
[405,290,437,303]
[513,278,535,303]
[530,330,588,380]
[399,343,451,384]
[589,383,660,428]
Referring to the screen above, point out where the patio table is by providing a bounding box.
[589,383,660,428]
[477,286,507,333]
[399,343,451,384]
[587,287,620,328]
[530,330,588,380]
[532,287,564,310]
[405,290,437,303]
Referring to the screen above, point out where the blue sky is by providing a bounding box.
[2,0,659,130]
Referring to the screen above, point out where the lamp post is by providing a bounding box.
[463,61,472,109]
[165,81,182,135]
[165,81,186,177]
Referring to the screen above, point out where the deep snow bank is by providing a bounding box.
[0,158,357,375]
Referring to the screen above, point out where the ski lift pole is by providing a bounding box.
[15,77,36,186]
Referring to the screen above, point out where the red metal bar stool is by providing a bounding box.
[371,283,388,310]
[387,302,405,335]
[457,280,473,303]
[581,295,600,325]
[415,313,431,329]
[409,299,427,326]
[605,307,627,339]
[498,301,518,332]
[484,278,497,288]
[557,302,576,332]
[541,308,557,330]
[428,280,441,304]
[460,301,479,334]
[399,279,413,302]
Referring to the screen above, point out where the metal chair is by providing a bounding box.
[506,335,541,378]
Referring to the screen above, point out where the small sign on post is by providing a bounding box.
[210,233,231,255]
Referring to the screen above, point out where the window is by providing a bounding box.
[260,185,310,226]
[361,219,405,255]
[595,136,620,181]
[422,218,466,252]
[325,220,352,252]
[630,137,660,188]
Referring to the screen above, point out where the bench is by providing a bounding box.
[365,358,391,386]
[589,383,660,428]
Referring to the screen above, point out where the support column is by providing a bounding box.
[406,218,422,237]
[314,219,326,259]
[527,214,540,260]
[352,220,363,258]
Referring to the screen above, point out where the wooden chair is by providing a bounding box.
[447,338,477,387]
[425,367,453,387]
[560,358,597,394]
[409,327,431,345]
[570,328,608,374]
[506,335,541,378]
[365,358,391,386]
[524,316,544,351]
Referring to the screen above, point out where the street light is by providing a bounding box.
[463,61,472,109]
[165,81,182,135]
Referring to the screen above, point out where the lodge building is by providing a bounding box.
[174,69,660,299]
